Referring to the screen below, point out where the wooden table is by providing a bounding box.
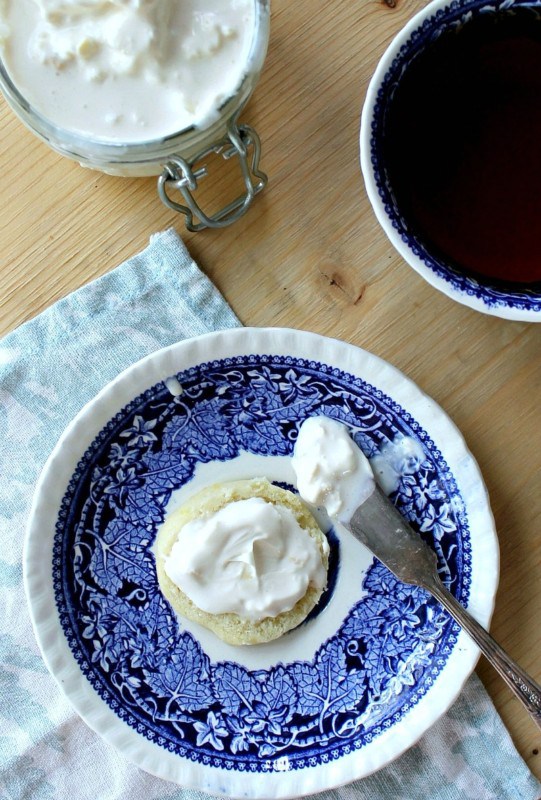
[1,0,540,782]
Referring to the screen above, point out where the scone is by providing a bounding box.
[154,478,329,645]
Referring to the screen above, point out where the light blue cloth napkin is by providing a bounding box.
[0,228,539,800]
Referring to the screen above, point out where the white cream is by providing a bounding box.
[164,497,328,623]
[0,0,255,141]
[291,416,375,523]
[370,435,426,495]
[164,376,183,397]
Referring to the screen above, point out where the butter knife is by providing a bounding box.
[345,484,541,730]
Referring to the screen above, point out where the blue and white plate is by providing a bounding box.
[24,328,498,799]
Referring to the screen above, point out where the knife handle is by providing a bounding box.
[425,576,541,731]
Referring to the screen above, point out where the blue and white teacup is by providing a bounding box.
[360,0,541,321]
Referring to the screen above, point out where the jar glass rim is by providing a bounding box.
[0,0,270,161]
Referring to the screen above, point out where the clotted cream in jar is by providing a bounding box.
[0,0,270,229]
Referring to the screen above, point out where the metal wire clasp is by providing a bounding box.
[157,120,267,231]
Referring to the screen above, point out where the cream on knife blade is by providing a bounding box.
[291,415,375,523]
[292,414,541,730]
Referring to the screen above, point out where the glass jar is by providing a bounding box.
[0,0,270,230]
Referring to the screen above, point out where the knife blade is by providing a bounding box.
[341,483,541,730]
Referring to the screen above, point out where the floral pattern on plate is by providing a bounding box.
[53,354,469,769]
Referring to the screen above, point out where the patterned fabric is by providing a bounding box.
[0,229,539,800]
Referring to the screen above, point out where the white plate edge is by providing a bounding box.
[22,326,499,798]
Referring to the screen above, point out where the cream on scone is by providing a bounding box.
[154,478,329,645]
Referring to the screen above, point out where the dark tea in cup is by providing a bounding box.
[361,0,541,320]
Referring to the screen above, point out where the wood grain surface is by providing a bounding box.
[1,0,540,782]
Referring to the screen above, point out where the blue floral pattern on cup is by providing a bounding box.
[369,0,541,314]
[53,355,471,770]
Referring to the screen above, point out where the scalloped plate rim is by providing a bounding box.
[23,327,499,799]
